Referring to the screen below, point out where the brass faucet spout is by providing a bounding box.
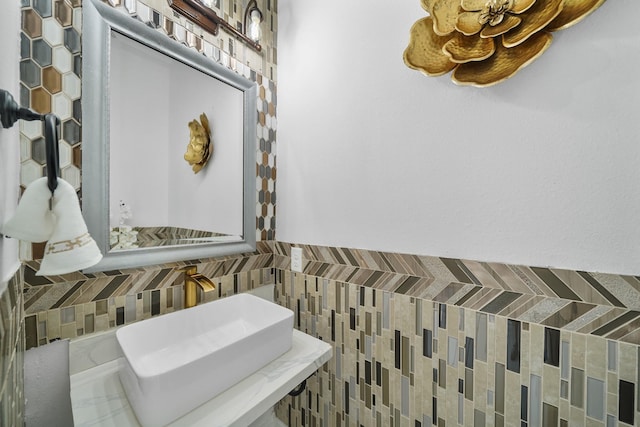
[190,273,216,291]
[181,266,216,308]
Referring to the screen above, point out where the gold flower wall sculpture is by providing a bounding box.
[184,113,212,174]
[403,0,606,87]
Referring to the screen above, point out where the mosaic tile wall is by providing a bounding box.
[272,242,640,427]
[135,0,278,79]
[273,243,640,345]
[23,241,274,348]
[19,0,278,260]
[19,238,640,425]
[0,270,25,427]
[275,271,639,427]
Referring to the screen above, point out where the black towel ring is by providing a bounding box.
[0,89,60,194]
[42,114,60,193]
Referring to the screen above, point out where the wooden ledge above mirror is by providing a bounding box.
[169,0,262,52]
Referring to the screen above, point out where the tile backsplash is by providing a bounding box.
[23,241,274,348]
[19,241,640,426]
[272,243,640,344]
[275,271,638,427]
[0,270,25,427]
[273,243,640,427]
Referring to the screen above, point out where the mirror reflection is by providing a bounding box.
[109,33,243,250]
[82,0,257,272]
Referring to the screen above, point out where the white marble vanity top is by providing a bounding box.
[70,329,332,426]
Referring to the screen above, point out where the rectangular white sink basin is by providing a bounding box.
[116,293,294,427]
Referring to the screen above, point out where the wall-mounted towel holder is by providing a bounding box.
[0,89,60,194]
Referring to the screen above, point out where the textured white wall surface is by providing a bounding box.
[277,0,640,275]
[24,340,73,427]
[0,0,21,285]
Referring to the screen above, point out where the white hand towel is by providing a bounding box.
[37,179,103,276]
[1,177,55,242]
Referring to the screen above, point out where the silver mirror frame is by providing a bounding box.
[82,0,257,272]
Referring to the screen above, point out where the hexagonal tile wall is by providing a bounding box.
[20,0,84,196]
[19,0,278,261]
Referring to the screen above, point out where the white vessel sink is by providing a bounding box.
[116,293,294,427]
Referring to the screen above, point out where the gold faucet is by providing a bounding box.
[181,265,216,308]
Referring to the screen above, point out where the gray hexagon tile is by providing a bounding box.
[63,27,80,53]
[20,60,41,88]
[62,119,80,145]
[21,33,31,59]
[33,0,53,18]
[32,39,53,67]
[31,138,46,165]
[72,99,81,123]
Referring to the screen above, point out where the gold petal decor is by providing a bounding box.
[501,0,563,48]
[404,0,607,87]
[443,33,495,63]
[431,0,464,35]
[184,113,213,174]
[479,14,521,38]
[452,31,552,86]
[510,0,536,14]
[404,17,458,76]
[456,12,484,36]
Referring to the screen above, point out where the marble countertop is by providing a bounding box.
[70,329,332,426]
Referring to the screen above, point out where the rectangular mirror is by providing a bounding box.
[82,0,257,272]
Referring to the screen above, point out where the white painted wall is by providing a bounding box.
[0,0,21,285]
[110,32,170,227]
[277,0,640,275]
[166,55,244,235]
[110,33,244,235]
